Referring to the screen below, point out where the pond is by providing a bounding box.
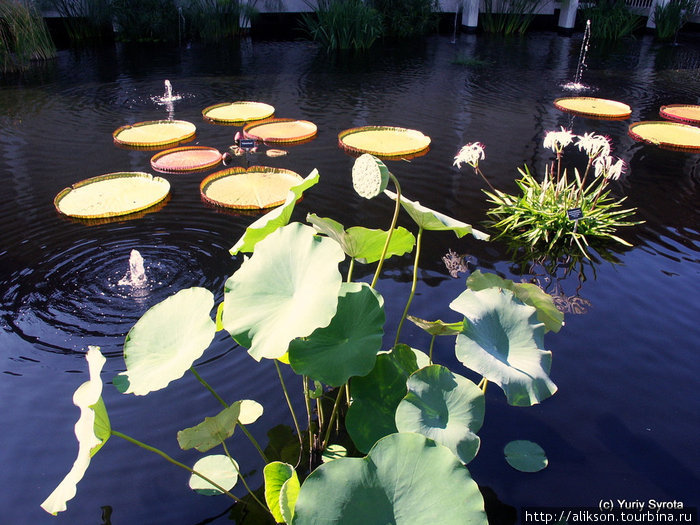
[1,29,698,524]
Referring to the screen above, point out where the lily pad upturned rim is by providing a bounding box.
[54,171,171,219]
[150,146,222,173]
[659,104,700,126]
[628,120,700,152]
[553,97,632,120]
[113,119,197,149]
[202,101,275,125]
[243,118,318,143]
[338,125,431,159]
[200,166,304,210]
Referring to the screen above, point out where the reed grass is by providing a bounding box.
[653,0,695,41]
[42,0,112,43]
[480,0,545,35]
[300,0,383,51]
[0,0,55,72]
[581,0,642,39]
[370,0,439,38]
[184,0,258,42]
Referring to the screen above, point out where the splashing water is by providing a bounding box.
[161,80,182,103]
[118,249,148,288]
[562,20,592,91]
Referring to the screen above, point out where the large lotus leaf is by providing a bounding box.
[189,454,239,495]
[288,282,385,387]
[223,222,344,361]
[346,344,426,453]
[306,213,415,264]
[467,270,564,333]
[41,347,109,515]
[113,287,216,395]
[450,288,557,407]
[230,169,320,255]
[177,401,242,452]
[264,461,300,524]
[504,440,548,472]
[384,190,489,240]
[395,365,484,464]
[292,432,487,525]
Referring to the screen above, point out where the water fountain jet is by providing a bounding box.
[118,249,147,288]
[562,20,592,92]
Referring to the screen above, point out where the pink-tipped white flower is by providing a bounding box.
[454,142,485,169]
[593,155,626,180]
[576,132,611,159]
[543,127,575,154]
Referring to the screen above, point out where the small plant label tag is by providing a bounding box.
[567,208,583,221]
[239,138,256,150]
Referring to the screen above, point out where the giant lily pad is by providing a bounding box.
[201,166,303,210]
[292,432,487,525]
[338,126,431,159]
[113,119,196,149]
[41,347,109,515]
[306,213,415,264]
[230,169,319,255]
[202,101,275,124]
[450,288,557,406]
[113,287,216,395]
[395,365,484,464]
[223,222,345,361]
[384,190,489,240]
[288,282,385,386]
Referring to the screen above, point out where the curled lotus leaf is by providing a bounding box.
[264,461,300,524]
[395,364,484,464]
[450,287,557,406]
[292,432,487,525]
[223,222,345,361]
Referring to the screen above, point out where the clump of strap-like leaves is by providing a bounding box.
[43,158,566,523]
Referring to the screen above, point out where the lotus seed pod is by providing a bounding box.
[352,153,390,199]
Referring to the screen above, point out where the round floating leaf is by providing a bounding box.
[41,347,109,515]
[395,365,484,464]
[189,455,239,495]
[307,213,415,264]
[114,287,216,395]
[346,344,427,453]
[223,222,345,361]
[384,190,489,240]
[264,461,300,524]
[292,432,487,525]
[467,270,564,333]
[450,288,557,407]
[288,282,385,387]
[504,440,548,472]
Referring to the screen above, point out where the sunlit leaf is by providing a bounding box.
[384,190,489,240]
[264,461,300,524]
[177,402,242,452]
[504,440,548,472]
[407,316,464,336]
[450,288,557,406]
[189,455,239,495]
[292,433,487,525]
[41,347,110,515]
[239,399,264,424]
[230,169,320,255]
[322,444,347,463]
[114,287,216,395]
[395,365,484,464]
[467,270,564,332]
[223,222,345,361]
[288,282,385,387]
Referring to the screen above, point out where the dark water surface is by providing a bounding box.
[1,31,698,524]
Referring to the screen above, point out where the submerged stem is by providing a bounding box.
[394,226,424,346]
[221,441,268,513]
[275,360,303,447]
[370,174,402,289]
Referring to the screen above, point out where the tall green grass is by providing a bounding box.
[370,0,439,38]
[184,0,259,42]
[110,0,179,42]
[480,0,546,35]
[581,0,643,39]
[300,0,384,51]
[653,0,696,41]
[41,0,112,43]
[1,0,56,72]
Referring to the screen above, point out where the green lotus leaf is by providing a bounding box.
[346,344,426,453]
[407,315,465,336]
[230,169,320,255]
[223,222,345,361]
[322,444,347,463]
[189,454,239,495]
[177,401,242,452]
[307,213,415,264]
[264,461,300,524]
[504,440,548,472]
[450,288,557,407]
[239,399,264,424]
[395,365,484,464]
[384,189,489,240]
[467,270,564,333]
[288,282,385,387]
[292,432,487,525]
[41,347,110,515]
[114,287,216,395]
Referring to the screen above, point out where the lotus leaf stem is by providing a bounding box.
[322,386,346,451]
[303,376,315,455]
[394,226,424,346]
[221,440,269,514]
[275,360,303,448]
[428,334,436,364]
[370,174,402,289]
[346,257,355,282]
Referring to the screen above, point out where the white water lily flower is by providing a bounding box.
[593,155,626,180]
[453,142,485,169]
[41,346,109,515]
[576,132,611,159]
[543,127,575,153]
[352,153,390,199]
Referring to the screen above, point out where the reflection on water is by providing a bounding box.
[0,31,698,524]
